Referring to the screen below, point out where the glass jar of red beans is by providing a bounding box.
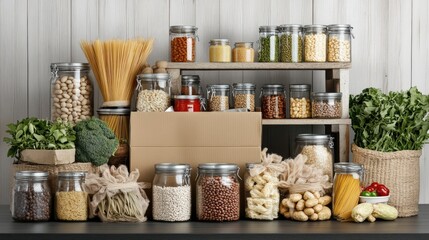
[170,25,198,62]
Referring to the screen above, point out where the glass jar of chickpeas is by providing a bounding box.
[327,24,353,62]
[170,25,198,62]
[289,84,311,118]
[303,25,327,62]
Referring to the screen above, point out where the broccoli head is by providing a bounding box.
[74,118,119,166]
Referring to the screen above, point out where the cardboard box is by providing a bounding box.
[20,149,75,165]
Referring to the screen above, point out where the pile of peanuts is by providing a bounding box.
[234,93,255,112]
[304,33,327,62]
[290,97,311,118]
[280,191,332,221]
[51,75,92,124]
[328,36,351,62]
[171,37,196,62]
[262,95,286,119]
[208,95,229,111]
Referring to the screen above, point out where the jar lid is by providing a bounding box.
[328,24,353,32]
[169,25,198,33]
[181,75,200,84]
[51,63,90,71]
[174,95,201,100]
[137,73,170,81]
[296,134,330,144]
[290,84,311,91]
[334,162,363,174]
[259,26,279,32]
[262,84,284,90]
[303,25,327,31]
[210,39,230,45]
[278,24,303,31]
[15,171,48,179]
[234,42,253,48]
[233,83,256,90]
[198,163,238,172]
[155,163,191,173]
[207,84,230,89]
[97,107,131,115]
[58,171,87,178]
[312,92,342,99]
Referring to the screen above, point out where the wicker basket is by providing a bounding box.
[352,144,421,217]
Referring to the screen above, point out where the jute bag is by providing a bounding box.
[352,144,421,217]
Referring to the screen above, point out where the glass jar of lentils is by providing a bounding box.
[232,83,256,111]
[279,24,303,63]
[196,163,240,221]
[327,24,353,62]
[55,171,88,221]
[303,25,327,62]
[261,84,286,119]
[311,92,342,118]
[50,63,93,124]
[206,84,230,111]
[12,171,52,222]
[258,26,279,62]
[289,84,311,118]
[170,25,198,62]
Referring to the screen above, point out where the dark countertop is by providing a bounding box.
[1,204,429,240]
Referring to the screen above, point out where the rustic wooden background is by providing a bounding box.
[0,0,428,204]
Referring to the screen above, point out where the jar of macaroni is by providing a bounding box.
[327,24,353,62]
[232,42,254,62]
[303,25,327,62]
[209,39,231,62]
[55,171,88,221]
[170,25,198,62]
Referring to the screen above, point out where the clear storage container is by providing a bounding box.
[261,84,286,119]
[289,84,311,118]
[136,73,171,112]
[181,75,201,95]
[311,92,342,118]
[196,163,240,221]
[303,25,327,62]
[170,25,198,62]
[50,63,93,124]
[279,24,303,63]
[207,84,230,111]
[55,171,88,221]
[152,163,191,222]
[209,39,231,62]
[258,26,279,62]
[232,42,255,62]
[12,171,52,222]
[232,83,256,112]
[327,24,353,62]
[174,95,201,112]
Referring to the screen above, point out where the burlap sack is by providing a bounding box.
[352,144,421,217]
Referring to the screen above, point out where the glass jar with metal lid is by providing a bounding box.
[136,73,171,112]
[55,171,88,221]
[152,163,191,222]
[181,75,201,95]
[332,162,363,221]
[303,25,327,62]
[12,171,52,222]
[174,95,202,112]
[311,92,342,118]
[289,84,311,118]
[206,84,230,111]
[261,84,286,119]
[232,42,255,62]
[232,83,256,111]
[196,163,240,221]
[170,25,198,62]
[50,63,93,124]
[295,134,334,180]
[327,24,353,62]
[209,39,231,62]
[258,26,279,62]
[279,24,303,63]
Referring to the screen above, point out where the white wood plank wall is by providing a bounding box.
[0,0,427,204]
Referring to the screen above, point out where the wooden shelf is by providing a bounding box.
[262,118,351,125]
[167,62,351,70]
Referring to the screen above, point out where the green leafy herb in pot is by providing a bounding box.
[350,87,429,152]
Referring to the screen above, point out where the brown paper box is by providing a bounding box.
[20,149,76,165]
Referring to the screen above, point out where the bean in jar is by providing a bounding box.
[174,95,201,112]
[170,25,198,62]
[232,83,255,111]
[258,26,279,62]
[207,84,230,111]
[181,75,201,95]
[304,25,327,62]
[136,73,171,112]
[261,84,286,119]
[327,24,353,62]
[311,92,342,118]
[289,84,311,118]
[279,24,303,63]
[232,42,254,62]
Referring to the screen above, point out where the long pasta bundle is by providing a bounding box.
[81,39,154,107]
[333,174,361,221]
[99,114,129,142]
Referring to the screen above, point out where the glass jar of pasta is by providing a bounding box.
[232,42,254,62]
[170,25,198,62]
[332,162,363,221]
[55,171,88,221]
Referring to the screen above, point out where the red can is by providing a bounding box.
[174,95,201,112]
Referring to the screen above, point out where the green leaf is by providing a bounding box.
[33,133,45,142]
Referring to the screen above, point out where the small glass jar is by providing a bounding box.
[261,84,286,119]
[295,134,334,180]
[170,25,198,62]
[55,171,88,221]
[12,171,52,222]
[303,25,327,62]
[50,63,93,124]
[174,95,201,112]
[152,163,191,222]
[206,84,230,111]
[209,39,231,62]
[333,163,363,221]
[258,26,279,62]
[327,24,353,62]
[232,83,256,111]
[196,163,240,221]
[311,92,342,118]
[289,84,311,118]
[181,75,201,95]
[279,24,303,63]
[136,73,171,112]
[232,42,255,62]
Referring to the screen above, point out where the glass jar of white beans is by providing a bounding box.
[327,24,353,62]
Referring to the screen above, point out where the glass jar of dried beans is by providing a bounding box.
[181,75,201,95]
[261,84,286,119]
[170,25,198,62]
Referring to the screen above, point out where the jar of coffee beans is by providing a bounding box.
[206,84,230,111]
[232,83,256,111]
[12,171,52,222]
[261,84,286,119]
[196,163,240,221]
[55,171,88,221]
[311,92,342,118]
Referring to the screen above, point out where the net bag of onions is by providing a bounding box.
[83,164,150,222]
[278,154,333,221]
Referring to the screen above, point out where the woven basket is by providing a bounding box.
[352,144,421,217]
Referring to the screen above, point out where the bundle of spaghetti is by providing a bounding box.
[80,38,154,107]
[332,173,361,221]
[99,114,130,142]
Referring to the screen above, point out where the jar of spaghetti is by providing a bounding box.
[170,25,198,62]
[174,95,201,112]
[332,163,363,221]
[232,42,254,62]
[181,75,201,95]
[209,39,231,62]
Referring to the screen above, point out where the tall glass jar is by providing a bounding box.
[289,84,311,118]
[170,25,198,62]
[327,24,353,62]
[206,84,230,111]
[181,75,201,95]
[152,163,191,222]
[50,63,93,124]
[333,163,363,221]
[279,24,303,63]
[232,83,256,111]
[311,92,342,118]
[303,25,327,62]
[196,163,240,221]
[232,42,255,62]
[55,171,88,221]
[295,134,334,180]
[261,84,286,119]
[136,73,171,112]
[209,39,231,62]
[11,171,52,222]
[258,26,279,62]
